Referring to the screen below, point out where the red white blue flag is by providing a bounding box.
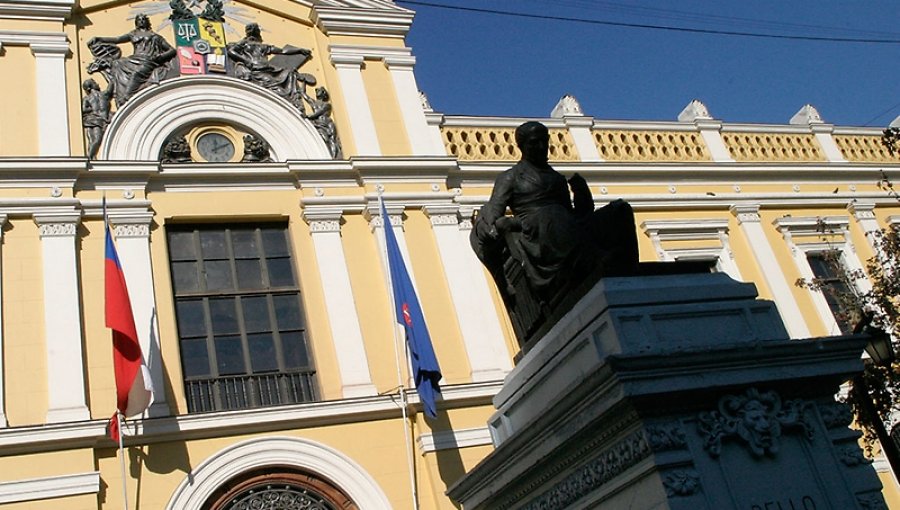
[380,200,442,418]
[105,222,153,441]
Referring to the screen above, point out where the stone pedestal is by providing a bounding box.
[448,273,887,510]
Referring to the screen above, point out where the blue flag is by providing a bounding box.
[381,200,442,418]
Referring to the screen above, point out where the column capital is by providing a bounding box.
[29,41,69,56]
[34,212,80,237]
[330,54,364,67]
[303,208,344,234]
[384,55,416,69]
[422,204,459,226]
[848,201,876,220]
[730,204,761,224]
[364,204,403,229]
[109,211,153,238]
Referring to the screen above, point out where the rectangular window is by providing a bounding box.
[806,251,854,335]
[167,223,317,413]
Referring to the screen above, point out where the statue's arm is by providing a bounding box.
[279,46,312,57]
[569,172,594,216]
[155,36,176,63]
[89,33,130,45]
[480,170,514,226]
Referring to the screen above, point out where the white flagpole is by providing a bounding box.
[106,194,130,510]
[378,190,421,510]
[117,411,130,510]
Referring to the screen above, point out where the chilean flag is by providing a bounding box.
[105,222,153,442]
[380,200,442,418]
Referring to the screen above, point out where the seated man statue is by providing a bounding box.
[471,121,638,344]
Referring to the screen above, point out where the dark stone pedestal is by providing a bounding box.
[448,273,887,510]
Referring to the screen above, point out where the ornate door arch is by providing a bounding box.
[204,469,358,510]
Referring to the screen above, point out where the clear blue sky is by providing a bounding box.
[400,1,900,127]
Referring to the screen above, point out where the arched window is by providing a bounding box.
[204,469,357,510]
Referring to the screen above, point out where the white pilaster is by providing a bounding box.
[30,40,70,156]
[565,117,601,162]
[34,213,89,423]
[384,56,444,156]
[730,205,810,338]
[109,213,168,416]
[424,205,510,381]
[811,125,847,163]
[848,202,881,252]
[330,53,381,156]
[0,214,7,427]
[695,120,734,163]
[303,209,376,398]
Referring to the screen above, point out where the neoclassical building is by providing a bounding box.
[0,0,898,508]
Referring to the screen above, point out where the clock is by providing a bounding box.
[197,132,235,162]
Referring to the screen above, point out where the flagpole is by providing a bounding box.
[378,191,421,510]
[117,411,130,510]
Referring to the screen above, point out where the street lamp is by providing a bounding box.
[853,314,899,478]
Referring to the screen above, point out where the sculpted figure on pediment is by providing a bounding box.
[227,23,314,109]
[87,14,177,108]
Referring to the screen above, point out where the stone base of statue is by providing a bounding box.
[448,272,887,510]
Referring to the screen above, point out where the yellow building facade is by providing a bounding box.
[0,1,897,508]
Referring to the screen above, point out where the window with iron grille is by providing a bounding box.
[806,251,854,335]
[167,223,317,413]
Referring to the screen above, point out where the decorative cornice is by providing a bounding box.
[314,5,414,38]
[417,427,492,453]
[422,204,460,226]
[0,471,99,504]
[0,1,73,22]
[0,30,67,47]
[0,381,502,456]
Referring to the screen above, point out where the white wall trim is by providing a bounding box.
[384,56,445,156]
[166,436,392,510]
[302,207,377,398]
[101,76,329,161]
[774,215,870,336]
[0,471,99,504]
[640,218,742,280]
[108,211,168,416]
[33,211,89,423]
[423,204,511,382]
[417,426,492,454]
[731,204,811,338]
[0,214,7,427]
[329,48,382,156]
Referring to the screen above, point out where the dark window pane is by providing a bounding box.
[168,231,196,261]
[232,230,259,258]
[176,299,206,337]
[267,258,295,287]
[262,228,289,257]
[273,294,303,330]
[248,333,278,372]
[241,295,271,333]
[181,338,210,377]
[236,259,263,290]
[204,260,233,291]
[281,331,309,369]
[172,261,200,293]
[209,298,238,334]
[200,230,227,259]
[215,335,245,375]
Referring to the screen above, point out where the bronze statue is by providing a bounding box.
[200,0,225,22]
[227,23,313,108]
[161,135,192,163]
[240,134,273,162]
[301,86,343,159]
[471,121,638,345]
[87,14,177,107]
[81,79,113,159]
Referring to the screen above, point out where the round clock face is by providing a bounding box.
[197,132,235,162]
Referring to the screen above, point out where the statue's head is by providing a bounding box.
[515,121,550,166]
[245,23,262,39]
[134,14,151,30]
[316,87,329,101]
[82,78,99,92]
